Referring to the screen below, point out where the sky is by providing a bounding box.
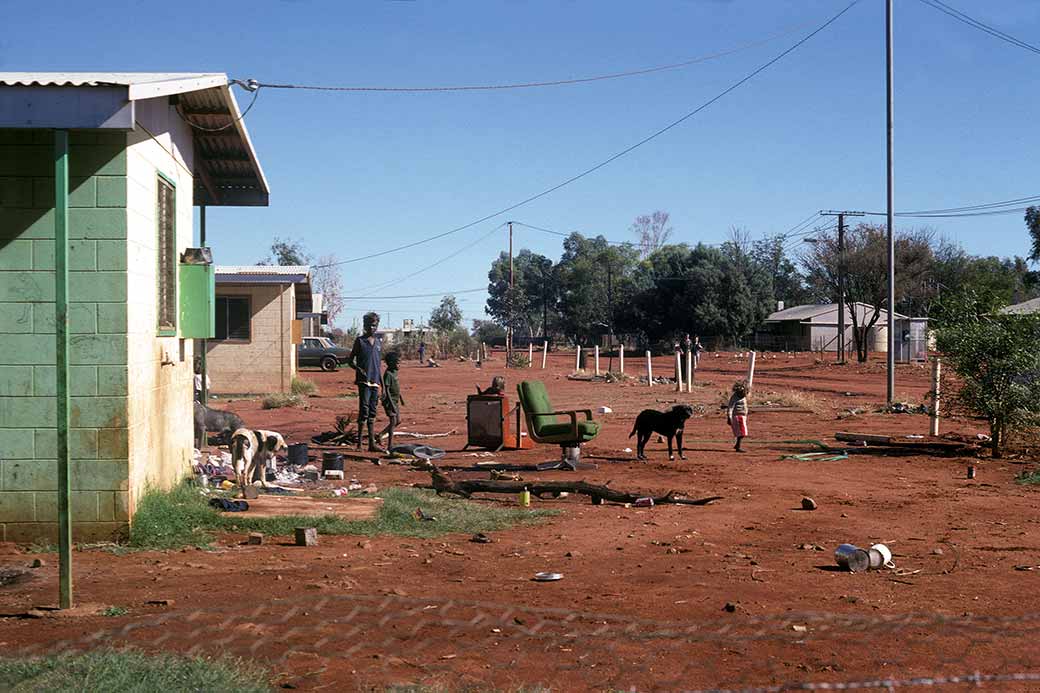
[5,0,1039,329]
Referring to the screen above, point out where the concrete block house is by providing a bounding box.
[0,73,269,541]
[206,265,312,395]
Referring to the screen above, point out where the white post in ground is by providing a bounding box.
[594,345,600,376]
[930,357,941,437]
[674,350,682,392]
[746,350,757,392]
[542,341,548,369]
[575,346,582,372]
[528,342,533,368]
[646,350,653,387]
[686,349,694,392]
[619,345,625,374]
[481,342,487,361]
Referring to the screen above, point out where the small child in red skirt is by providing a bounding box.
[726,381,749,452]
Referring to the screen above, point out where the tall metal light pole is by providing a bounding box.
[885,0,896,404]
[507,221,514,364]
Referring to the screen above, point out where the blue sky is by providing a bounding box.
[6,0,1039,328]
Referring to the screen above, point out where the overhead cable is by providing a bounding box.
[917,0,1040,56]
[240,23,813,94]
[315,1,861,268]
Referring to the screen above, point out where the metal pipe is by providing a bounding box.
[199,205,208,403]
[54,129,72,609]
[886,0,896,404]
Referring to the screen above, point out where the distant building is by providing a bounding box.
[1002,297,1040,315]
[755,302,908,354]
[375,320,428,347]
[206,265,313,394]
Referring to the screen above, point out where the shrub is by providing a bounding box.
[932,289,1040,458]
[261,392,303,409]
[290,377,317,396]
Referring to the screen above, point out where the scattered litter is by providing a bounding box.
[390,444,446,460]
[781,452,849,462]
[466,452,497,458]
[723,602,737,613]
[0,568,34,587]
[1014,565,1040,571]
[834,544,870,572]
[325,469,345,480]
[801,497,817,511]
[533,572,563,582]
[633,497,654,508]
[623,448,633,453]
[597,406,613,414]
[247,532,264,545]
[471,533,492,544]
[413,507,437,522]
[209,498,248,512]
[792,624,808,633]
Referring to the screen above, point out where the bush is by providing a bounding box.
[261,392,303,409]
[508,351,531,368]
[932,289,1040,458]
[290,377,317,396]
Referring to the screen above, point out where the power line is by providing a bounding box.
[345,223,505,296]
[343,287,487,300]
[312,1,860,269]
[917,0,1040,56]
[512,221,633,246]
[242,23,814,94]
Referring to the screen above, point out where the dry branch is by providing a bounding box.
[420,467,722,506]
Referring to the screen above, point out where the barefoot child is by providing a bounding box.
[726,381,749,452]
[379,351,404,451]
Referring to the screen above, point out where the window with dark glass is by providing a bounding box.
[156,176,177,333]
[214,296,250,341]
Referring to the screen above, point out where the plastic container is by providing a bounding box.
[288,443,308,467]
[322,452,344,473]
[834,543,870,572]
[519,487,531,507]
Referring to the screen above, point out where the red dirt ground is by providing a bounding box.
[3,351,1040,691]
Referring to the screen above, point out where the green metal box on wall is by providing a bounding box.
[178,264,215,338]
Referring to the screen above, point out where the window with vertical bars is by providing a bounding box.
[157,176,177,333]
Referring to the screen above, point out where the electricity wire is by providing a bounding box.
[242,23,814,94]
[343,287,487,300]
[312,0,861,269]
[176,88,260,132]
[917,0,1040,56]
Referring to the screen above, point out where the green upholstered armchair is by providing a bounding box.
[516,380,601,452]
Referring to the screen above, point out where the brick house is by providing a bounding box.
[0,73,269,542]
[206,265,312,395]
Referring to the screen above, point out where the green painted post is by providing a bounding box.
[54,130,73,608]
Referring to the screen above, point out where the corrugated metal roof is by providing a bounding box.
[765,304,837,322]
[216,265,310,276]
[216,273,308,285]
[0,72,268,206]
[1002,297,1040,315]
[0,72,223,87]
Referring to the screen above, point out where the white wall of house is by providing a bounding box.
[125,96,195,507]
[207,283,298,395]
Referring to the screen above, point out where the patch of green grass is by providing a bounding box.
[129,483,556,550]
[0,650,267,692]
[1015,469,1040,485]
[102,606,129,617]
[290,377,317,397]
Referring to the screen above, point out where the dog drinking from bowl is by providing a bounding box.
[230,428,287,494]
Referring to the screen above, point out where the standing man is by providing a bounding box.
[346,312,386,453]
[418,340,426,365]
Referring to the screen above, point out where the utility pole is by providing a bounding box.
[507,221,514,364]
[886,0,896,404]
[606,259,614,373]
[821,210,864,364]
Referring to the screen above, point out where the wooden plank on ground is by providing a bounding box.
[242,496,381,520]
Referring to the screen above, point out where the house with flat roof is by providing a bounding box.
[0,72,269,542]
[206,265,312,395]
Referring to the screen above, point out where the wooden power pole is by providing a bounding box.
[821,210,864,364]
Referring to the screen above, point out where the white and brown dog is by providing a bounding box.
[230,428,287,493]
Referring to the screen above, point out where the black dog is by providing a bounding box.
[194,401,245,448]
[628,405,694,461]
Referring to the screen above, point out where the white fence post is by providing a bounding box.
[646,350,653,387]
[542,341,548,369]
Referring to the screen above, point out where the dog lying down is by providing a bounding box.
[629,405,694,461]
[230,428,287,493]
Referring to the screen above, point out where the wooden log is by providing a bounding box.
[421,468,722,506]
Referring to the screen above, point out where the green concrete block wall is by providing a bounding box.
[0,131,130,543]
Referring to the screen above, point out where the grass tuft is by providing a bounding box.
[0,650,267,693]
[102,606,129,617]
[1015,469,1040,485]
[290,377,317,397]
[261,392,303,409]
[129,482,555,550]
